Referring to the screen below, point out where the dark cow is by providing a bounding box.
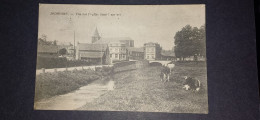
[183,76,201,92]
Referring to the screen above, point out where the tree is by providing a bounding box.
[38,34,59,46]
[53,40,57,46]
[174,24,206,60]
[38,34,52,45]
[41,34,47,41]
[59,48,67,56]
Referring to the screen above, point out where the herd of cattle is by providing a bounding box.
[159,63,202,92]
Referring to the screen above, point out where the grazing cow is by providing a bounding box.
[167,63,175,73]
[183,76,201,92]
[160,65,170,82]
[159,62,175,82]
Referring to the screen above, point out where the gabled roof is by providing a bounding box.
[37,45,58,53]
[127,47,144,52]
[80,51,104,58]
[78,43,107,51]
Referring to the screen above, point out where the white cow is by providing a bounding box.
[160,63,175,82]
[167,64,175,73]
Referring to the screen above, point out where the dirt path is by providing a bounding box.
[34,80,115,110]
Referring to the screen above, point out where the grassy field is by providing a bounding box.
[79,62,208,113]
[34,68,112,102]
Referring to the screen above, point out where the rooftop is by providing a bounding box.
[94,37,133,44]
[80,51,104,58]
[78,43,107,51]
[127,47,144,52]
[144,42,159,46]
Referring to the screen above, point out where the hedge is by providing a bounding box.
[36,56,94,69]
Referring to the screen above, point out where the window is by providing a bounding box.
[110,54,112,58]
[115,54,118,58]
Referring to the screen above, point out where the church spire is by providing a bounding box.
[92,27,101,43]
[93,27,100,37]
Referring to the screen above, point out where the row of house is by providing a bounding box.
[46,28,177,64]
[76,28,140,64]
[38,28,189,65]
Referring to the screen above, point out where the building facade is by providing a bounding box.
[144,42,162,60]
[108,41,128,62]
[127,47,144,60]
[160,50,176,61]
[91,28,133,62]
[121,40,134,47]
[37,45,59,57]
[76,43,110,65]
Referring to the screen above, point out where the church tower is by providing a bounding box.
[91,27,101,43]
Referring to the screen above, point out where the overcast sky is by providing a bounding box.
[38,4,205,50]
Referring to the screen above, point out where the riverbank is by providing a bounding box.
[34,68,112,102]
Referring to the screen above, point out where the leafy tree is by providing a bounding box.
[41,34,47,41]
[38,34,59,46]
[59,48,67,56]
[174,24,206,60]
[53,40,57,46]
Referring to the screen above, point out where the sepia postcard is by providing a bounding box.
[34,4,207,113]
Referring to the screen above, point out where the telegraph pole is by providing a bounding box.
[74,30,75,59]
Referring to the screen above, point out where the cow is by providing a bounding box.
[159,62,175,82]
[183,76,201,92]
[160,66,170,82]
[167,63,175,73]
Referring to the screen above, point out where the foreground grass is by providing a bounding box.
[79,62,208,113]
[34,69,109,102]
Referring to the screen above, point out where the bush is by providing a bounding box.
[149,62,162,66]
[34,71,100,101]
[36,56,94,69]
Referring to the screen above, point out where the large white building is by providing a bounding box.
[144,42,162,60]
[108,41,128,62]
[91,28,133,62]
